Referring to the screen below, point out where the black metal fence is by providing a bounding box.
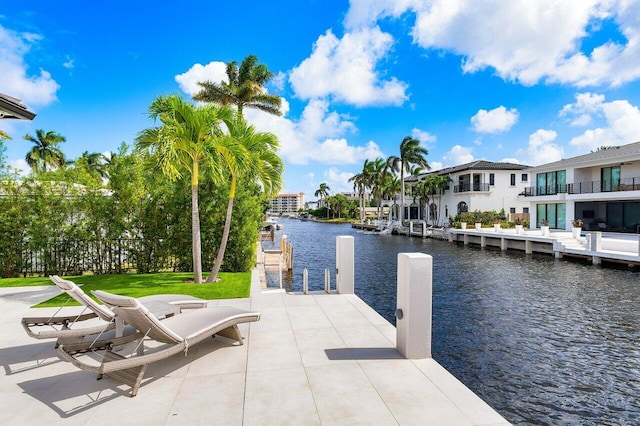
[0,238,183,278]
[523,177,640,196]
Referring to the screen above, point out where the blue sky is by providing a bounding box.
[2,0,640,197]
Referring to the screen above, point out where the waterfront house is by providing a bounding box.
[520,141,640,232]
[405,161,531,226]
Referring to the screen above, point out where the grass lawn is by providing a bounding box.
[0,272,251,307]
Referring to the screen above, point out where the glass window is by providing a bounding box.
[510,207,516,214]
[510,174,516,186]
[523,207,529,214]
[457,201,468,213]
[537,173,546,195]
[489,173,495,185]
[601,166,620,192]
[522,173,528,182]
[536,204,546,227]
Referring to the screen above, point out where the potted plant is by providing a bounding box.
[572,218,583,238]
[540,219,549,236]
[475,221,482,230]
[493,218,501,232]
[460,221,467,230]
[515,218,523,234]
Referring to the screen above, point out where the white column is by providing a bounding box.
[336,236,354,294]
[396,253,432,359]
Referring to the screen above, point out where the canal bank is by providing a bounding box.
[267,218,640,424]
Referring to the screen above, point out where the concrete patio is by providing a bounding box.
[0,268,509,425]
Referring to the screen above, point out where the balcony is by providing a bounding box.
[453,183,490,193]
[522,177,640,196]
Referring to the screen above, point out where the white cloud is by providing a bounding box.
[175,61,228,95]
[244,98,383,166]
[442,145,474,165]
[516,129,563,166]
[471,106,519,134]
[559,92,605,126]
[411,128,437,146]
[289,28,408,106]
[0,24,59,106]
[8,158,29,176]
[345,0,640,87]
[430,161,444,171]
[558,93,640,150]
[324,167,356,192]
[62,55,74,69]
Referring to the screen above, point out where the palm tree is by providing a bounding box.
[368,158,392,220]
[207,114,283,282]
[136,94,234,283]
[349,159,376,223]
[193,54,282,117]
[23,129,66,172]
[413,177,436,223]
[73,151,107,181]
[315,182,331,218]
[387,136,430,222]
[432,175,451,226]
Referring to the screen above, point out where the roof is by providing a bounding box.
[526,141,640,171]
[0,93,36,120]
[407,160,530,182]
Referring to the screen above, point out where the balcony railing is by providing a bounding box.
[522,177,640,196]
[522,184,569,196]
[453,183,490,193]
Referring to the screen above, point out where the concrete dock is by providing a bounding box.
[0,265,509,425]
[447,227,640,267]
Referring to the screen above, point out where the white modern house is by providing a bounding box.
[405,160,531,226]
[519,141,640,232]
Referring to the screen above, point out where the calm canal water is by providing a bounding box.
[263,218,640,425]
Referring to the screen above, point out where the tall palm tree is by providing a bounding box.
[136,94,234,283]
[315,182,331,218]
[349,159,377,223]
[73,151,107,181]
[368,158,392,220]
[387,136,430,222]
[23,129,66,172]
[433,175,451,226]
[207,114,283,282]
[193,54,282,117]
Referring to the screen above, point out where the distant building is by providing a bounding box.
[269,192,305,215]
[405,160,531,226]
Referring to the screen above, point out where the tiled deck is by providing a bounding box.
[0,269,509,425]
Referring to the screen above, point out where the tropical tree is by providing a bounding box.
[72,151,107,181]
[314,182,331,218]
[193,54,282,117]
[207,114,283,282]
[0,130,10,173]
[349,159,375,223]
[432,175,451,226]
[381,175,401,220]
[368,158,393,220]
[136,94,234,283]
[23,129,66,172]
[387,136,430,222]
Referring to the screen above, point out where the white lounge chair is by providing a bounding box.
[21,275,208,345]
[57,290,260,396]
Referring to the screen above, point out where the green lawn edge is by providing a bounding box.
[0,272,251,307]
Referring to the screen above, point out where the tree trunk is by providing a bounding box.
[192,183,203,283]
[207,181,235,283]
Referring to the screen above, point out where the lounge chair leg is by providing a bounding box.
[215,325,243,345]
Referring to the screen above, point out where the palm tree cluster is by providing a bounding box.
[348,136,450,226]
[7,54,284,285]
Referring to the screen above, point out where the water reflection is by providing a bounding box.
[264,218,640,425]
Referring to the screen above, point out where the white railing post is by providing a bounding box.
[324,268,331,293]
[591,231,602,252]
[303,268,309,295]
[336,236,354,294]
[396,253,432,359]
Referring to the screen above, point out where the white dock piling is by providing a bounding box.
[396,253,432,359]
[336,236,354,294]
